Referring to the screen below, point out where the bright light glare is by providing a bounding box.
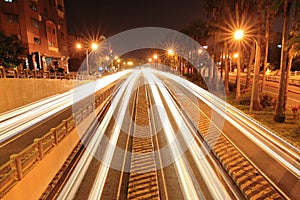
[233,53,239,58]
[153,54,158,60]
[167,49,174,56]
[91,43,98,50]
[76,43,82,49]
[234,30,244,40]
[148,58,152,62]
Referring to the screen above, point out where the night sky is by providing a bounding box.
[65,0,205,37]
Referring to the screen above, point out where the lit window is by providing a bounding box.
[30,2,38,12]
[34,37,41,45]
[4,0,14,2]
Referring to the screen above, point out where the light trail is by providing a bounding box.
[0,70,132,143]
[57,70,140,200]
[145,69,233,199]
[153,69,300,181]
[88,70,140,199]
[146,71,200,200]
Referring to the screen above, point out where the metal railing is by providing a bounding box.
[0,67,80,80]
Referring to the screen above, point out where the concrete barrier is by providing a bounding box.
[0,79,77,113]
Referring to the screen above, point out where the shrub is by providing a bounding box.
[239,92,251,105]
[260,93,274,108]
[291,104,300,119]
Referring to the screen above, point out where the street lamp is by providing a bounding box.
[234,30,244,40]
[233,29,260,113]
[233,30,244,100]
[153,54,158,69]
[167,49,174,56]
[76,42,98,75]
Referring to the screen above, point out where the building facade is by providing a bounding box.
[0,0,69,72]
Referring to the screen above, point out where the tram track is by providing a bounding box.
[155,71,293,199]
[38,68,299,199]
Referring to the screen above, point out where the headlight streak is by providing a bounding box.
[154,70,300,180]
[146,69,232,200]
[144,70,200,200]
[57,70,137,200]
[0,70,132,143]
[0,93,61,122]
[88,70,141,200]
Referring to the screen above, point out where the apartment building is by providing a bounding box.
[0,0,69,72]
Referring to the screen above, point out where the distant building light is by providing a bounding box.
[4,0,14,2]
[277,45,282,48]
[203,46,208,49]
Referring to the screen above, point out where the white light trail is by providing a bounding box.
[0,70,132,143]
[145,69,231,199]
[88,70,141,199]
[57,70,138,200]
[145,70,200,200]
[153,69,300,180]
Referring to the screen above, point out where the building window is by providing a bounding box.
[6,14,19,23]
[4,0,14,2]
[30,2,38,12]
[34,37,41,45]
[46,20,58,49]
[31,18,40,28]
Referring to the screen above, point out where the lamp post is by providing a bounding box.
[167,49,175,70]
[153,54,158,69]
[233,29,260,113]
[234,30,244,100]
[76,42,98,75]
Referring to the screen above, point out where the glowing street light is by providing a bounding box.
[148,58,152,62]
[76,42,99,75]
[167,49,174,56]
[153,54,158,60]
[76,43,82,49]
[233,53,239,58]
[234,30,244,40]
[91,43,98,50]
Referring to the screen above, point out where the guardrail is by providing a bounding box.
[0,67,80,80]
[0,85,114,198]
[265,75,300,86]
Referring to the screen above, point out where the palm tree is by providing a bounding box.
[261,0,281,93]
[284,0,300,107]
[274,0,293,122]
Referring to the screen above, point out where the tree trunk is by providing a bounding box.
[262,7,270,93]
[284,53,293,108]
[250,0,263,111]
[251,39,261,111]
[224,41,230,94]
[246,41,255,89]
[274,0,291,122]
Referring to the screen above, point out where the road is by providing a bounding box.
[41,68,299,199]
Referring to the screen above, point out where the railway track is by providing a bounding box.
[127,81,160,199]
[37,68,299,199]
[160,75,287,199]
